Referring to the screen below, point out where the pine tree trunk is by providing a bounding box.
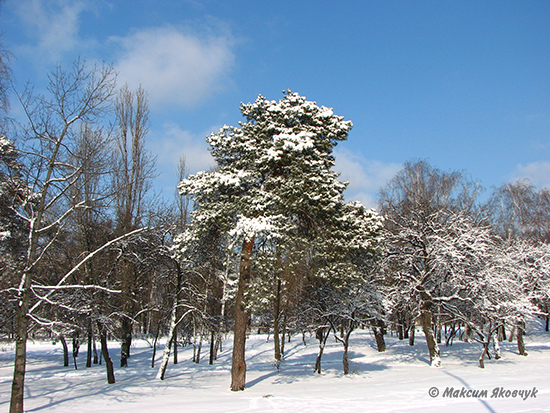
[231,238,254,391]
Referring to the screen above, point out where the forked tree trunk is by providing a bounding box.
[341,326,353,374]
[314,326,330,374]
[230,238,254,391]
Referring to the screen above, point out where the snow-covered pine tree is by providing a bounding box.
[179,91,383,391]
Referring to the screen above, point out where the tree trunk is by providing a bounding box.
[157,296,178,380]
[230,238,254,391]
[173,325,178,365]
[86,326,93,368]
[372,327,386,352]
[508,325,515,342]
[420,308,441,367]
[120,318,132,367]
[151,325,160,368]
[93,336,98,364]
[280,313,287,359]
[273,278,282,362]
[59,334,69,367]
[314,326,330,374]
[209,330,216,365]
[436,312,442,344]
[409,323,415,346]
[194,340,202,364]
[342,327,353,374]
[98,324,115,384]
[517,322,527,356]
[72,337,80,370]
[9,288,29,413]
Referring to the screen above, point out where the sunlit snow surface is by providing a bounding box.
[1,321,549,412]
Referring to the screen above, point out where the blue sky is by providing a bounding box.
[2,0,549,207]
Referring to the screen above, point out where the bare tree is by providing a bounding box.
[7,60,116,413]
[111,83,156,367]
[489,180,550,243]
[378,160,486,367]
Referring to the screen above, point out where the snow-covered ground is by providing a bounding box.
[1,321,549,413]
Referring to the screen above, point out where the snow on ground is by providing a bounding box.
[1,321,549,413]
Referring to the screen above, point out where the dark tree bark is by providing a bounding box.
[273,278,282,362]
[59,334,69,367]
[409,323,416,346]
[99,324,115,384]
[72,337,80,370]
[230,238,254,391]
[173,324,178,365]
[373,327,386,352]
[209,330,216,365]
[120,318,132,367]
[9,290,29,413]
[314,326,330,374]
[86,326,93,368]
[517,322,527,356]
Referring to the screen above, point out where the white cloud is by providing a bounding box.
[334,148,401,209]
[112,26,235,111]
[9,0,96,62]
[152,123,216,176]
[509,161,550,189]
